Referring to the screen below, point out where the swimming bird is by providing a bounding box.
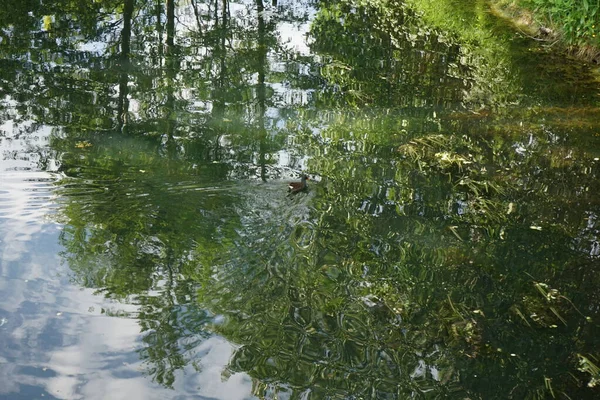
[288,175,309,194]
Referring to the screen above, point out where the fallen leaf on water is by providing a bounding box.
[75,141,92,148]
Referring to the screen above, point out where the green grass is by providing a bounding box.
[500,0,600,62]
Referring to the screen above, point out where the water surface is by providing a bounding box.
[1,0,600,399]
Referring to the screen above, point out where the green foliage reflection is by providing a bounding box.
[1,0,600,398]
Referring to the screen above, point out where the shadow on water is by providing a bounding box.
[1,0,600,398]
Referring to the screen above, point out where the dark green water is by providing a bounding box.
[1,0,600,399]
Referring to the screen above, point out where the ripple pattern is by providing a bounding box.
[0,171,61,223]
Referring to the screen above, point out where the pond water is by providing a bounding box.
[1,0,600,399]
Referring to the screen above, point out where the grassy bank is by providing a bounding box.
[490,0,600,63]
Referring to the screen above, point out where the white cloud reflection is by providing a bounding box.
[0,121,255,400]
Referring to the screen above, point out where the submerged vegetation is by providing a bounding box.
[1,0,600,398]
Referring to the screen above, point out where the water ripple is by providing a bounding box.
[0,171,61,222]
